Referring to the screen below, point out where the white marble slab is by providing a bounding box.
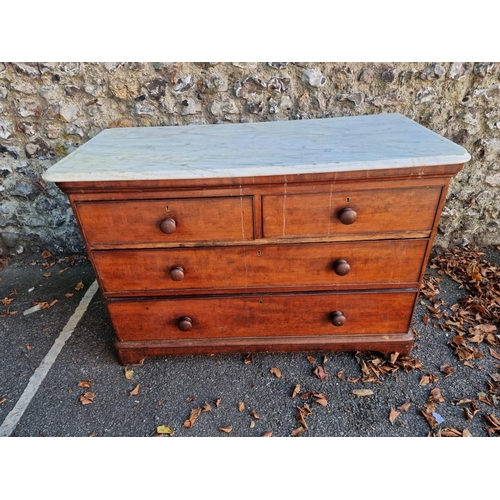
[43,113,470,182]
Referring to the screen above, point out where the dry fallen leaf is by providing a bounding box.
[184,407,202,428]
[41,250,52,259]
[420,409,438,429]
[243,354,252,365]
[352,389,373,397]
[0,397,6,405]
[214,398,222,407]
[270,367,282,378]
[389,408,400,423]
[250,421,255,428]
[397,402,412,412]
[80,392,95,405]
[124,368,134,379]
[75,281,84,291]
[306,355,316,365]
[440,364,453,377]
[313,393,328,407]
[78,380,92,388]
[291,426,306,437]
[65,293,74,298]
[129,384,140,396]
[262,431,273,437]
[489,348,500,361]
[292,384,301,398]
[250,410,260,420]
[238,402,245,412]
[419,375,430,386]
[157,425,174,436]
[201,402,211,412]
[220,426,232,434]
[314,365,328,381]
[1,297,15,306]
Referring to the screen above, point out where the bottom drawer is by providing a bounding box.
[108,290,417,341]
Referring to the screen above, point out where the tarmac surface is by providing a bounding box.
[1,246,499,439]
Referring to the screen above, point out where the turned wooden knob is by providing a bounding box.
[331,311,346,327]
[333,259,351,276]
[339,207,357,225]
[160,218,176,234]
[170,266,185,281]
[178,316,192,331]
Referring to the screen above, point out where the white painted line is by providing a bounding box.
[0,280,99,437]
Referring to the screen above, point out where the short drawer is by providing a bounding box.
[75,196,254,247]
[108,290,416,341]
[262,185,442,238]
[93,239,427,295]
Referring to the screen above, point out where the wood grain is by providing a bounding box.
[107,290,417,341]
[93,239,427,296]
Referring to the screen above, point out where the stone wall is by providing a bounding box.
[0,62,499,260]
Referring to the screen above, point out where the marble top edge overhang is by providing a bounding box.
[43,113,471,183]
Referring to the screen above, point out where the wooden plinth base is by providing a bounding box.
[115,331,414,366]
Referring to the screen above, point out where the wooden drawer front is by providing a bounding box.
[75,196,254,246]
[94,239,427,295]
[262,186,441,238]
[108,290,416,341]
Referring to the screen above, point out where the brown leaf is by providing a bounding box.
[463,407,474,421]
[306,355,316,365]
[352,389,373,397]
[243,354,252,365]
[291,384,301,398]
[337,370,345,381]
[184,407,202,428]
[201,402,211,412]
[129,384,140,396]
[214,398,222,407]
[186,396,197,402]
[313,365,328,381]
[489,348,500,361]
[440,427,463,437]
[238,401,245,412]
[80,392,95,405]
[270,367,282,378]
[440,364,453,377]
[430,388,445,404]
[250,421,255,428]
[422,315,429,325]
[489,373,500,382]
[41,250,52,259]
[1,297,14,306]
[65,293,74,298]
[75,281,84,291]
[389,408,400,423]
[262,431,273,437]
[313,393,328,406]
[124,368,133,379]
[420,409,438,429]
[219,426,232,434]
[397,402,412,412]
[462,428,473,437]
[0,397,6,405]
[291,426,306,437]
[390,352,400,364]
[250,410,260,420]
[78,380,92,388]
[419,375,430,386]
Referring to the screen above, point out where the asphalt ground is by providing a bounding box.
[1,246,499,495]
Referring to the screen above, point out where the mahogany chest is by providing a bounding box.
[43,113,470,365]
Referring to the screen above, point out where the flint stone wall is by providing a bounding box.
[0,62,499,260]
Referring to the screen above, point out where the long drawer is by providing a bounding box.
[108,290,417,341]
[75,196,254,246]
[93,239,428,295]
[263,185,442,238]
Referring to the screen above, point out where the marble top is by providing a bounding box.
[43,113,470,182]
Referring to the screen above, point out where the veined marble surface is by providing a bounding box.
[43,113,471,182]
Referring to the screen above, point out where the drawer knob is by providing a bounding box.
[339,207,357,225]
[333,259,351,276]
[170,266,185,281]
[331,311,346,327]
[160,217,177,234]
[178,316,193,331]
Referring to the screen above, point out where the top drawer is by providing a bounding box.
[75,196,254,247]
[263,185,442,238]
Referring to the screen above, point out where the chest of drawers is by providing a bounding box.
[43,113,470,365]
